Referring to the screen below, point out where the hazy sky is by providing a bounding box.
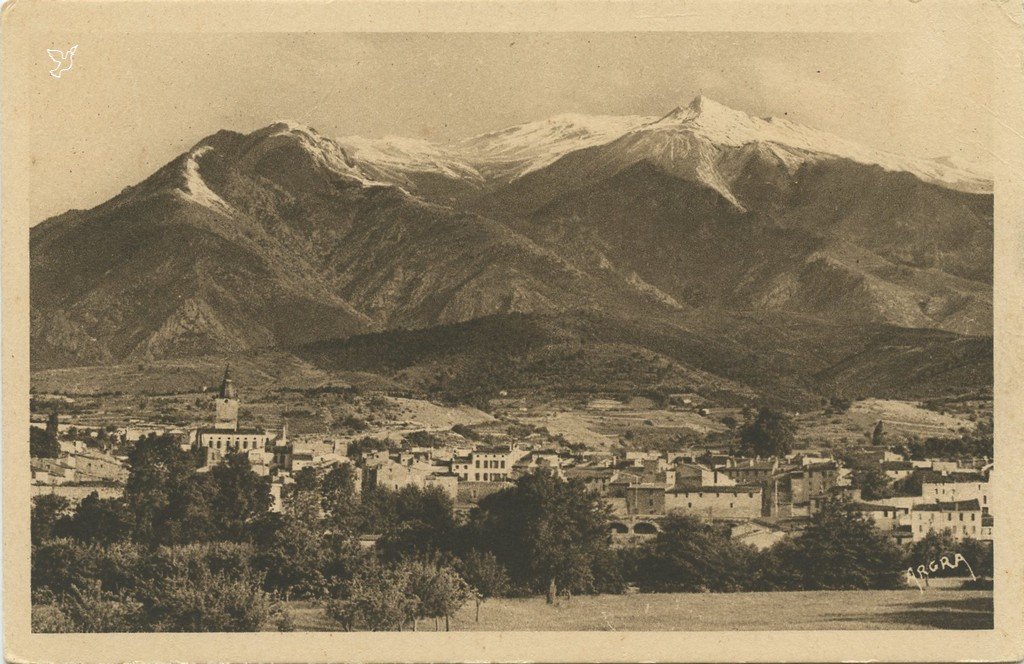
[30,31,993,222]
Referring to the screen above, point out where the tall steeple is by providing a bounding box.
[214,364,239,431]
[219,364,237,399]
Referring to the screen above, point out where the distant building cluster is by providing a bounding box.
[31,369,994,556]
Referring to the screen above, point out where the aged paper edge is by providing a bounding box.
[3,1,1023,662]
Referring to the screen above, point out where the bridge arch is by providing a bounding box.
[632,521,660,535]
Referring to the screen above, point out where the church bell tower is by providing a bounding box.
[214,365,239,431]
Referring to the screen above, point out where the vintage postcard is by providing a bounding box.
[3,0,1023,661]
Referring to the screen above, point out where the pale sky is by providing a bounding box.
[30,31,994,223]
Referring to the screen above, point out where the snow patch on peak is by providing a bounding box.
[261,120,321,137]
[631,96,991,194]
[245,121,384,187]
[177,145,234,216]
[458,113,656,180]
[339,135,484,182]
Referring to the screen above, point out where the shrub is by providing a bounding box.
[326,562,418,631]
[58,580,144,632]
[31,604,76,633]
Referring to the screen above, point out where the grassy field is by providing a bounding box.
[281,588,993,631]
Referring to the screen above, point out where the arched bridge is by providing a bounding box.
[609,516,662,540]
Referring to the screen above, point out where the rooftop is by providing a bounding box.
[667,485,762,495]
[912,499,982,512]
[848,502,908,512]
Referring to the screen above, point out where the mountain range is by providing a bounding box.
[30,96,993,404]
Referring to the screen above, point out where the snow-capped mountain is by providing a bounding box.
[455,113,656,180]
[30,96,993,375]
[639,96,990,195]
[338,135,485,186]
[336,96,989,200]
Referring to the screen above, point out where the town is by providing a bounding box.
[30,366,995,632]
[31,367,994,548]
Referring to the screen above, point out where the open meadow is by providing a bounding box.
[281,588,993,632]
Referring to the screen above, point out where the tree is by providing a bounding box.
[632,513,756,593]
[31,494,71,545]
[457,550,510,622]
[319,463,361,537]
[123,433,201,546]
[137,542,272,632]
[404,561,473,631]
[62,492,132,545]
[738,407,796,457]
[376,486,458,561]
[252,491,329,600]
[207,453,272,541]
[893,470,926,497]
[30,425,60,458]
[871,420,886,445]
[757,499,905,590]
[907,531,992,579]
[851,467,894,501]
[326,562,419,631]
[470,470,613,602]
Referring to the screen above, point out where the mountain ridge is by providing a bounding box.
[30,96,993,405]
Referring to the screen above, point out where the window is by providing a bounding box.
[475,473,480,481]
[501,460,506,468]
[959,513,964,521]
[971,513,976,521]
[475,460,480,468]
[729,502,734,508]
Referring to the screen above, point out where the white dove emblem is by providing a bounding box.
[47,45,77,79]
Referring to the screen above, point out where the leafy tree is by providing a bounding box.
[469,470,613,602]
[123,434,201,546]
[457,550,511,623]
[738,407,796,457]
[252,491,329,600]
[757,499,905,590]
[31,494,71,545]
[62,493,132,545]
[907,531,992,579]
[632,514,756,592]
[326,562,419,631]
[207,453,271,541]
[30,425,60,458]
[137,543,272,632]
[319,463,361,536]
[404,561,473,631]
[376,486,458,561]
[32,538,98,597]
[851,467,895,501]
[893,470,926,497]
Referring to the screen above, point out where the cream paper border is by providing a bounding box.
[3,1,1023,661]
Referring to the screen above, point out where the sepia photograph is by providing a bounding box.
[4,1,1024,661]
